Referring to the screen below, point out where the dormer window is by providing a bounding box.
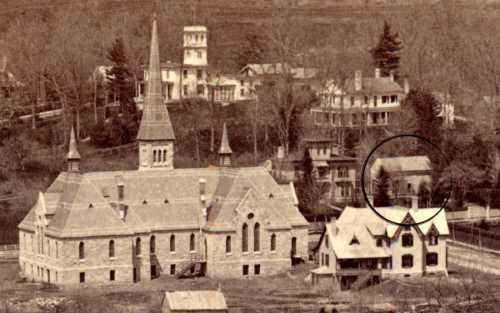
[349,235,360,245]
[429,235,438,246]
[376,239,382,247]
[143,200,148,205]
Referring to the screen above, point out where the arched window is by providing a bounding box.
[271,234,276,252]
[136,238,141,256]
[37,226,40,254]
[150,235,156,254]
[163,150,167,162]
[226,236,231,253]
[201,35,204,41]
[291,237,297,257]
[254,223,260,252]
[47,240,50,257]
[242,224,248,252]
[79,242,84,260]
[109,240,115,258]
[23,233,26,251]
[325,254,330,267]
[153,150,157,163]
[56,241,58,259]
[190,234,195,252]
[170,235,175,252]
[41,227,44,254]
[325,235,329,248]
[196,34,198,41]
[158,150,162,163]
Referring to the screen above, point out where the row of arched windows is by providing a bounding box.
[240,223,276,253]
[30,229,58,259]
[78,234,196,260]
[152,149,168,165]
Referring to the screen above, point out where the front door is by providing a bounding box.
[291,237,297,257]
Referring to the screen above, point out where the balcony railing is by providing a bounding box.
[336,269,382,276]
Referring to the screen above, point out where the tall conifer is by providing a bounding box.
[106,38,134,114]
[370,21,401,81]
[374,165,391,207]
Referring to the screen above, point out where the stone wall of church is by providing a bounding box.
[148,229,202,277]
[204,228,293,278]
[290,226,309,260]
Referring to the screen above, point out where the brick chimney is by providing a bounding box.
[116,175,125,221]
[375,68,380,78]
[389,70,395,83]
[200,178,207,218]
[355,70,362,91]
[404,77,410,95]
[411,195,418,213]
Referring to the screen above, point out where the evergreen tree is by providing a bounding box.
[373,165,391,207]
[370,20,401,81]
[400,90,443,161]
[296,148,316,220]
[430,168,449,208]
[418,181,431,208]
[490,171,500,209]
[106,38,134,114]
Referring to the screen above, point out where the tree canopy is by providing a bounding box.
[106,38,135,114]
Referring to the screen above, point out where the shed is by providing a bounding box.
[161,287,228,313]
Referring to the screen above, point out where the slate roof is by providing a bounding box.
[218,123,233,154]
[137,21,175,141]
[319,206,449,260]
[371,156,432,174]
[20,166,306,237]
[344,77,404,96]
[163,291,227,311]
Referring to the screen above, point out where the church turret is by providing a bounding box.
[66,127,80,173]
[137,20,176,171]
[218,123,232,167]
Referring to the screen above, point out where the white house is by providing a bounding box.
[311,199,449,290]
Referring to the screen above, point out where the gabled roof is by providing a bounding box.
[371,156,432,173]
[137,21,175,141]
[238,63,293,76]
[344,77,404,95]
[163,291,227,311]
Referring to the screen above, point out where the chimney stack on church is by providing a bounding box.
[355,70,362,91]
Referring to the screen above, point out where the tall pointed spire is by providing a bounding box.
[218,123,232,167]
[67,127,80,173]
[218,123,232,154]
[136,20,175,141]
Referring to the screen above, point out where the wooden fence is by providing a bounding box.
[445,207,500,221]
[0,244,19,251]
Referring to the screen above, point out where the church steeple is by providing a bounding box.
[218,123,232,167]
[137,20,175,170]
[67,127,80,173]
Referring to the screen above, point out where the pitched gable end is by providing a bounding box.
[349,234,360,245]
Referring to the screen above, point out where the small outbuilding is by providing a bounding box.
[161,286,228,313]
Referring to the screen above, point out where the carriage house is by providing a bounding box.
[17,21,309,285]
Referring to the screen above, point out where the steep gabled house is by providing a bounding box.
[311,199,449,290]
[17,21,309,285]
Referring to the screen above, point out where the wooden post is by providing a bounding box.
[93,74,98,122]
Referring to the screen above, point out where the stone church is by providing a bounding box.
[17,21,309,285]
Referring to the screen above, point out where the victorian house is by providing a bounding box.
[311,198,449,291]
[18,21,309,285]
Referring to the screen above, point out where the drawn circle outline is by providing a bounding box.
[360,134,452,226]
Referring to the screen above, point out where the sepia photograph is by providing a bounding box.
[0,0,499,312]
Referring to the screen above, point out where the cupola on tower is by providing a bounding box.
[183,26,208,67]
[136,21,176,170]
